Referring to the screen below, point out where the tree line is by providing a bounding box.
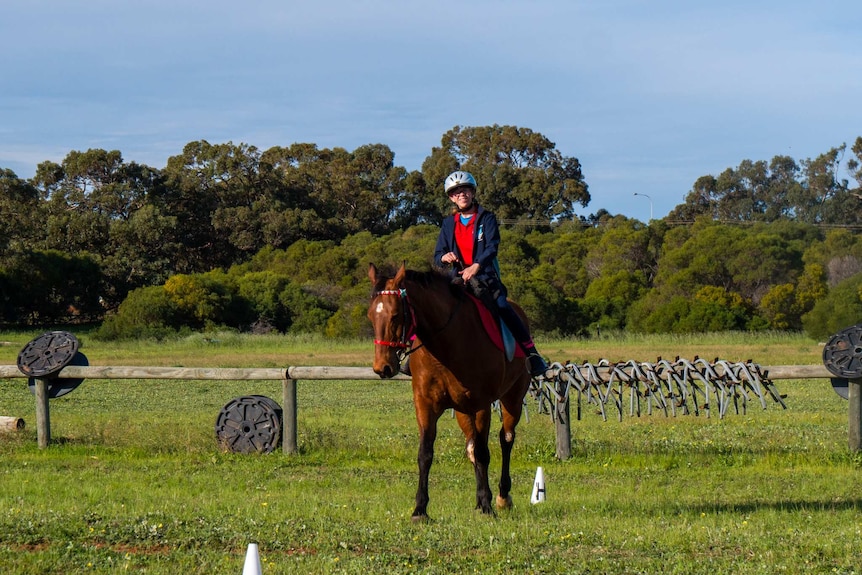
[2,125,862,341]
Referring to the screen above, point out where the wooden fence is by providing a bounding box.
[1,363,859,455]
[0,365,406,452]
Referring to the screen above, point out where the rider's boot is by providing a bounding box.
[496,303,549,378]
[520,340,549,377]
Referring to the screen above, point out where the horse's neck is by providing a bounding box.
[407,279,493,374]
[407,279,461,337]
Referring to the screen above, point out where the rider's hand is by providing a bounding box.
[461,263,480,282]
[441,252,459,265]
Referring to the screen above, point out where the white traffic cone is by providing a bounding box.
[242,543,262,575]
[530,466,546,504]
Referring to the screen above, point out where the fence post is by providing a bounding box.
[34,378,51,449]
[283,377,298,455]
[849,379,861,452]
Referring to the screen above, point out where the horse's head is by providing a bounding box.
[367,263,412,379]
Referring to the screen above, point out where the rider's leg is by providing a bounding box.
[466,276,549,377]
[494,295,549,377]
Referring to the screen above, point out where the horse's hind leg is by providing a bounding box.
[456,410,494,515]
[497,424,515,510]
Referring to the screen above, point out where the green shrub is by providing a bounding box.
[95,285,179,340]
[163,274,235,328]
[279,283,336,333]
[234,270,292,330]
[802,273,862,340]
[0,249,102,324]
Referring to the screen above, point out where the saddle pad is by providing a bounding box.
[466,293,524,360]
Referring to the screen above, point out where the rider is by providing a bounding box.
[432,170,549,378]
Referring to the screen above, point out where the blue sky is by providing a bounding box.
[2,1,860,222]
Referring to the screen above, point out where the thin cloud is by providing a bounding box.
[1,0,860,220]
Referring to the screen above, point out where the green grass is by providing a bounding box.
[0,332,860,573]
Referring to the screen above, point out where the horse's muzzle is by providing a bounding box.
[374,364,399,379]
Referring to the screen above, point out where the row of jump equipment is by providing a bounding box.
[2,325,861,456]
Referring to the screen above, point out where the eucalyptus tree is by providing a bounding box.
[161,140,264,272]
[284,142,407,237]
[850,136,862,188]
[421,125,590,221]
[666,174,717,221]
[670,157,804,222]
[801,145,862,225]
[1,250,102,323]
[391,169,440,228]
[578,217,657,330]
[669,142,862,225]
[0,169,42,322]
[259,142,409,242]
[33,149,122,254]
[25,149,173,308]
[0,168,41,256]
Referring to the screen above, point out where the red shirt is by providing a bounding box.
[454,214,476,266]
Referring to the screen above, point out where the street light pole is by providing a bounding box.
[633,193,653,221]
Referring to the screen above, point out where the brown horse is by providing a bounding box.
[367,263,533,520]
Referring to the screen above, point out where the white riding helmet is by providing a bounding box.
[444,171,477,195]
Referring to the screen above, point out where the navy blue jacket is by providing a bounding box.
[434,205,502,285]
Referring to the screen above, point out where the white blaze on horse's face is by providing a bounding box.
[375,302,384,314]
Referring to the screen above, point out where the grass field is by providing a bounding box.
[0,330,860,574]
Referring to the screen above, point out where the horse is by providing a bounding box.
[367,263,533,521]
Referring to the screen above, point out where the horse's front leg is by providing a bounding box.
[412,404,439,521]
[497,388,526,510]
[456,410,494,515]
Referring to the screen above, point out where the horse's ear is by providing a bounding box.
[395,262,407,283]
[368,263,378,283]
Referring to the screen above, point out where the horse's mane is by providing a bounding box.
[371,266,464,299]
[407,268,467,300]
[404,267,448,286]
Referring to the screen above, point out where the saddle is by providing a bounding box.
[445,268,523,361]
[462,291,523,361]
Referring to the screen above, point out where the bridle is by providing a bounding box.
[371,283,464,360]
[372,288,415,352]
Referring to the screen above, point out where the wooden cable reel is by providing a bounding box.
[17,331,88,398]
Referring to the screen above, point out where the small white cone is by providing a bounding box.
[242,543,262,575]
[530,466,546,504]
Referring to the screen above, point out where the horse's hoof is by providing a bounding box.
[411,513,430,523]
[475,504,497,517]
[496,495,513,510]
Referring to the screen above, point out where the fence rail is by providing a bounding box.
[0,364,409,452]
[2,362,858,455]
